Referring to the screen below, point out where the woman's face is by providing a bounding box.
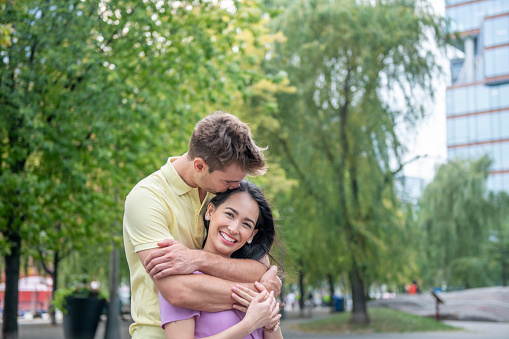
[203,192,259,257]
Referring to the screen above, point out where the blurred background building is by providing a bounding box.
[446,0,509,192]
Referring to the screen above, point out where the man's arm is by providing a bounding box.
[158,274,247,312]
[143,239,281,295]
[144,239,269,282]
[155,268,281,312]
[139,247,254,312]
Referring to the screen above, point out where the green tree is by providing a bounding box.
[259,0,447,324]
[487,191,509,286]
[1,0,266,336]
[418,156,493,289]
[0,0,13,48]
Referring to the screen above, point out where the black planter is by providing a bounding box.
[63,296,106,339]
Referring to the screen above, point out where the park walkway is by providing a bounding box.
[14,308,509,339]
[369,286,509,322]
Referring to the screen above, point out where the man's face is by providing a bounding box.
[197,164,247,195]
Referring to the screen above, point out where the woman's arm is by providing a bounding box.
[164,318,195,339]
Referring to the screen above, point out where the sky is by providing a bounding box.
[400,0,448,183]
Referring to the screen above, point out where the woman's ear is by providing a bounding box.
[205,202,215,220]
[249,229,258,242]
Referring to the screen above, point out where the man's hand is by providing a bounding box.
[143,239,202,279]
[259,266,282,297]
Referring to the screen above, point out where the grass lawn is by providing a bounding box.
[294,307,459,334]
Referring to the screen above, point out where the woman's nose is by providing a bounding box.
[228,223,240,234]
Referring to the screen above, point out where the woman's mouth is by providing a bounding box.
[220,231,238,244]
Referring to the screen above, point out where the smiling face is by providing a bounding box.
[203,192,259,258]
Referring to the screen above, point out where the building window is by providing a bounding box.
[485,46,509,78]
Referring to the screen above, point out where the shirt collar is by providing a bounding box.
[161,156,194,196]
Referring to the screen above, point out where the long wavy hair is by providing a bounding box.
[203,180,275,261]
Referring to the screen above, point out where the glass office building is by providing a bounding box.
[446,0,509,192]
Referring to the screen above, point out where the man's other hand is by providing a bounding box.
[259,266,282,297]
[143,239,200,279]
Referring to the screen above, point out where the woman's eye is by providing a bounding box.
[225,212,233,218]
[243,223,252,229]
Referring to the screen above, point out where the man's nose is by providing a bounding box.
[229,182,240,189]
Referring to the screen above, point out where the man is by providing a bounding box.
[123,112,281,338]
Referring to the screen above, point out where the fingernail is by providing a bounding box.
[232,286,237,291]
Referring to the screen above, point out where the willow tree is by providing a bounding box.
[259,0,447,324]
[487,191,509,287]
[0,0,265,336]
[418,156,494,288]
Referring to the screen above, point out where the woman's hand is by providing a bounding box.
[231,282,266,312]
[237,289,281,333]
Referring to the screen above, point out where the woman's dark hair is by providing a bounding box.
[203,180,275,261]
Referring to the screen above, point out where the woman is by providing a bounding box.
[158,181,283,339]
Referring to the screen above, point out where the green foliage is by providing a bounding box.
[257,0,448,319]
[486,191,509,286]
[0,0,270,330]
[0,0,13,47]
[52,275,107,314]
[417,156,501,289]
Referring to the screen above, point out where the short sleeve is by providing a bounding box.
[158,292,200,328]
[124,186,174,252]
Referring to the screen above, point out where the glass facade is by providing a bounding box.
[446,0,509,33]
[446,0,509,192]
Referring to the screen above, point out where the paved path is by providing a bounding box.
[17,317,132,339]
[370,286,509,322]
[15,309,509,339]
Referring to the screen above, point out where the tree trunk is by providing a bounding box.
[104,247,121,339]
[50,251,59,325]
[2,229,21,339]
[298,270,305,317]
[349,265,370,325]
[501,244,507,287]
[327,273,335,308]
[502,259,507,287]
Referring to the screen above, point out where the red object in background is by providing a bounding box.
[0,275,53,314]
[408,283,418,295]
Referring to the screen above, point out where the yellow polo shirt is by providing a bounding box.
[123,157,213,338]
